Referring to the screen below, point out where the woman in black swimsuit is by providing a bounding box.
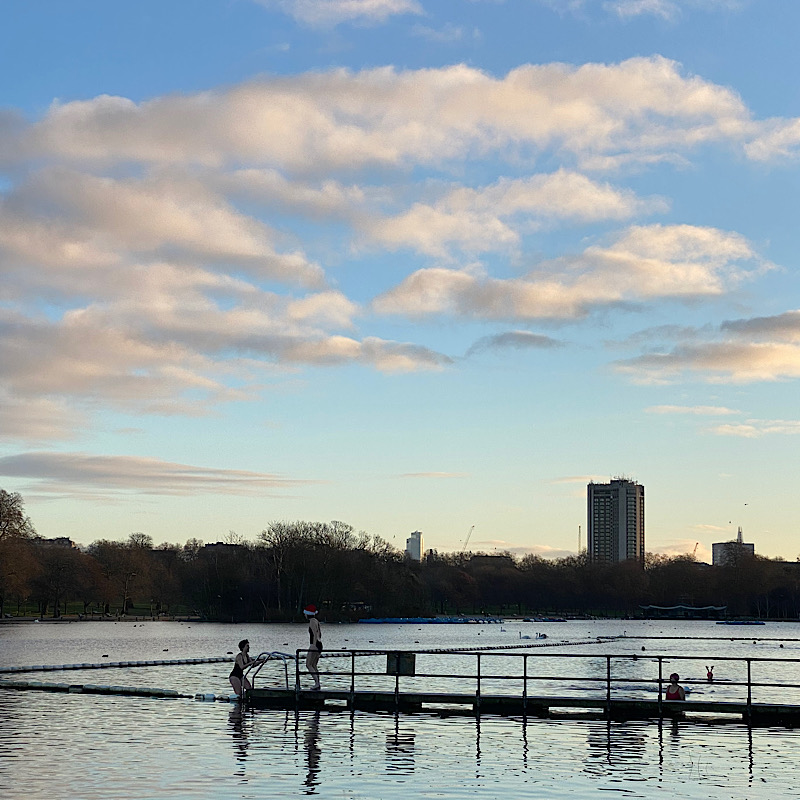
[229,639,254,697]
[304,605,322,690]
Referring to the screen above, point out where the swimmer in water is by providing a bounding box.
[665,673,685,701]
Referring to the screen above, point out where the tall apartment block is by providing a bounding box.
[405,530,424,561]
[587,478,645,564]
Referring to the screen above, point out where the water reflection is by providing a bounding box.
[228,706,249,779]
[474,716,482,780]
[656,715,755,787]
[521,715,529,771]
[385,714,415,775]
[5,687,799,800]
[300,710,322,794]
[584,719,648,782]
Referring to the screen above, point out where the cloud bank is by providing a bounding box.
[1,58,796,443]
[617,310,800,384]
[0,452,317,496]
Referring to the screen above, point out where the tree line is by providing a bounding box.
[2,489,799,621]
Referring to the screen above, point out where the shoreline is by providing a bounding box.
[0,615,202,624]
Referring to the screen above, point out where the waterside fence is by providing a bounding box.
[245,646,800,725]
[5,643,800,725]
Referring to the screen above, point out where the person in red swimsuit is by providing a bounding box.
[665,672,685,700]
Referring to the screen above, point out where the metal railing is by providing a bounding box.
[278,648,800,713]
[244,651,297,689]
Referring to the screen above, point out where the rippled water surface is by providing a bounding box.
[3,619,800,799]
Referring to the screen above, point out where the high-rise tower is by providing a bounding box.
[405,530,424,561]
[587,478,645,564]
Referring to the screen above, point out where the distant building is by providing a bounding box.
[203,542,245,552]
[587,478,645,564]
[640,603,726,620]
[469,554,515,568]
[33,537,77,549]
[405,531,424,561]
[712,527,755,566]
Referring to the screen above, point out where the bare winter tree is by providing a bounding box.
[0,490,36,540]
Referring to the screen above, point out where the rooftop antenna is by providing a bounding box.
[578,524,581,554]
[737,526,743,544]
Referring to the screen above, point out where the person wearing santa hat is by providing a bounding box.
[303,604,323,690]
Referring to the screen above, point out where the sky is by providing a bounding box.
[2,0,800,560]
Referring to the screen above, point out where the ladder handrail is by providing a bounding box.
[245,651,296,689]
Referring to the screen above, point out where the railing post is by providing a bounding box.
[523,654,528,714]
[476,653,481,713]
[350,652,356,708]
[657,657,663,715]
[394,652,400,711]
[606,656,611,713]
[746,658,752,722]
[295,648,301,703]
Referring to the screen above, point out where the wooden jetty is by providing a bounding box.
[246,686,800,724]
[245,646,800,726]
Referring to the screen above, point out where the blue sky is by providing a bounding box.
[2,0,800,559]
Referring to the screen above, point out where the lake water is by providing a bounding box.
[2,619,800,799]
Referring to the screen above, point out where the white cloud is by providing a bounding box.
[8,58,783,173]
[286,291,360,328]
[0,395,84,443]
[411,23,473,43]
[646,404,739,415]
[0,284,448,443]
[536,0,742,20]
[721,310,800,341]
[616,310,800,384]
[255,0,422,27]
[1,56,793,443]
[399,472,469,478]
[0,452,316,496]
[618,341,800,384]
[274,334,450,371]
[0,168,325,292]
[219,168,368,220]
[649,540,710,560]
[367,170,663,257]
[0,308,239,416]
[464,540,577,559]
[467,331,563,355]
[746,118,800,161]
[710,419,800,438]
[690,523,728,532]
[550,475,608,484]
[374,224,761,320]
[604,0,677,19]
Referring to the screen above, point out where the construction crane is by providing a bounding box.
[461,525,475,553]
[692,542,699,557]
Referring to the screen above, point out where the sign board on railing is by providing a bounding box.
[386,652,416,676]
